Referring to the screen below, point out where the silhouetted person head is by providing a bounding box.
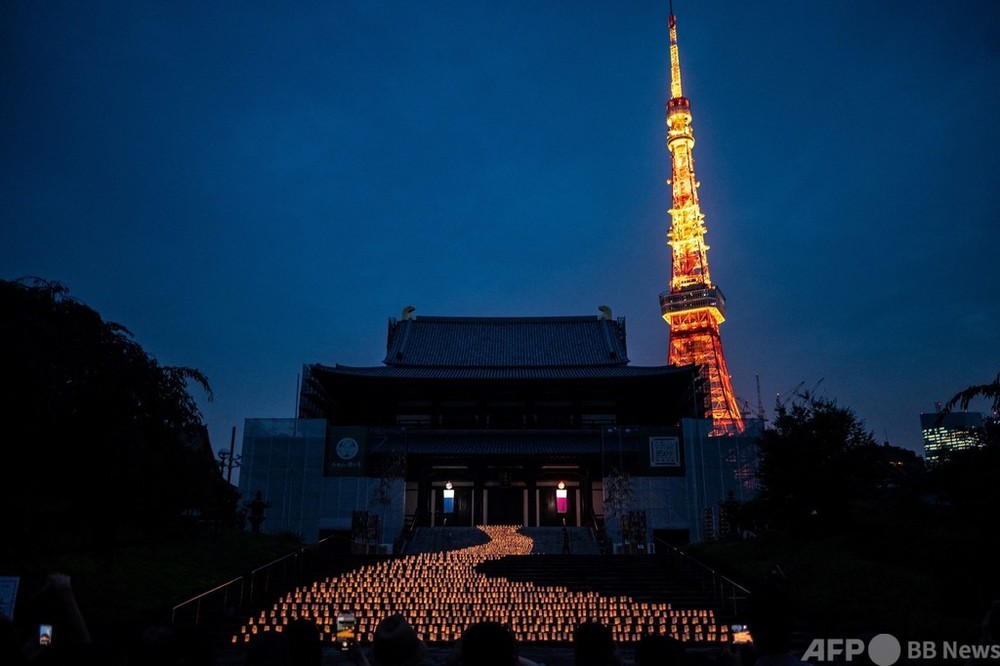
[981,599,1000,644]
[371,614,427,666]
[573,620,620,666]
[0,613,25,666]
[747,565,793,658]
[18,572,105,666]
[454,621,519,666]
[635,633,686,666]
[127,620,216,666]
[244,632,292,666]
[285,619,322,666]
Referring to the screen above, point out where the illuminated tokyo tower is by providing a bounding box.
[658,9,744,435]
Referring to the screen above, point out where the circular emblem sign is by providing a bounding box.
[336,437,359,460]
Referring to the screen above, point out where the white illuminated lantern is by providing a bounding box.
[443,481,455,514]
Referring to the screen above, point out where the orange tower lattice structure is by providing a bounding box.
[658,11,744,436]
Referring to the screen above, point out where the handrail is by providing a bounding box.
[170,575,244,623]
[653,536,750,593]
[652,535,750,619]
[170,532,349,632]
[250,549,300,575]
[590,512,611,555]
[394,512,418,554]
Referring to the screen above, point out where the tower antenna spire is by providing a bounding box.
[668,2,683,100]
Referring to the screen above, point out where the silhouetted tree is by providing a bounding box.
[714,386,998,630]
[941,372,1000,416]
[603,467,634,549]
[753,393,887,532]
[923,437,1000,610]
[938,372,1000,453]
[369,444,406,549]
[0,276,238,564]
[927,376,1000,515]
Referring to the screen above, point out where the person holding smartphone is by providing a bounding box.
[19,572,92,664]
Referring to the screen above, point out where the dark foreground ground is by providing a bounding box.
[213,641,746,666]
[215,643,585,666]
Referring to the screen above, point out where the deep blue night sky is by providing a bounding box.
[4,1,999,480]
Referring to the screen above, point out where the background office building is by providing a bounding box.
[920,409,986,465]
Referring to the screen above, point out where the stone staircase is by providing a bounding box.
[402,526,491,554]
[217,525,748,655]
[400,526,743,622]
[518,526,600,554]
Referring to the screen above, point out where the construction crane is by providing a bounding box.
[755,374,766,424]
[806,377,825,397]
[775,380,805,412]
[738,396,752,420]
[775,378,825,413]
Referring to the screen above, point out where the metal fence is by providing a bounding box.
[170,533,346,634]
[652,535,752,620]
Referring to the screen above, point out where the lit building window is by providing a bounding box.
[920,411,986,465]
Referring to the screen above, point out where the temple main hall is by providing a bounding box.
[239,306,756,550]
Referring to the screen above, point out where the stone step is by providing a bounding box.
[475,553,727,609]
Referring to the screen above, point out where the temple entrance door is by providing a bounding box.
[486,487,524,525]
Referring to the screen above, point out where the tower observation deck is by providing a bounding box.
[660,11,744,436]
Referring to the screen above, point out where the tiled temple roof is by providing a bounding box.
[382,314,629,368]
